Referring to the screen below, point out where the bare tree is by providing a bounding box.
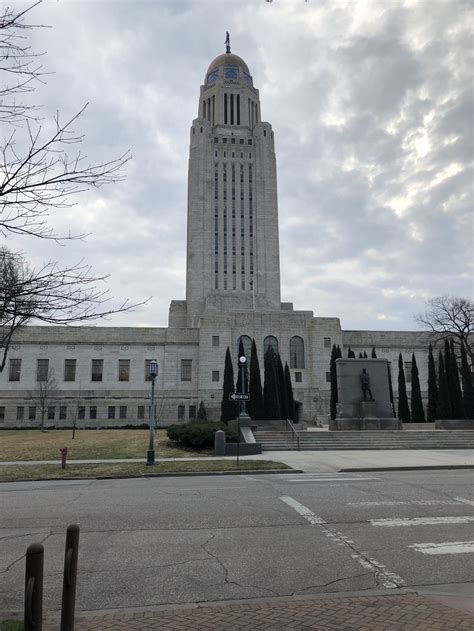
[0,5,148,370]
[416,296,473,364]
[1,248,144,372]
[1,3,131,240]
[29,366,57,430]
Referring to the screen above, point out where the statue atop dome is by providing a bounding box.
[225,31,231,54]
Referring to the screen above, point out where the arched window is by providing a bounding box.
[289,336,305,369]
[238,335,252,362]
[263,335,279,356]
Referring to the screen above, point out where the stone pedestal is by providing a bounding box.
[331,359,401,431]
[360,400,377,418]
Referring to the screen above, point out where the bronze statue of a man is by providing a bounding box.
[360,368,374,401]
[225,32,231,53]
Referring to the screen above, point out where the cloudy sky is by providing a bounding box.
[6,0,473,331]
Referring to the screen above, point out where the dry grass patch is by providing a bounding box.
[0,460,290,482]
[0,429,211,461]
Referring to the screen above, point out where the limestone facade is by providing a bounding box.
[0,49,441,428]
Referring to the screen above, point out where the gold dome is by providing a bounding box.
[206,53,250,76]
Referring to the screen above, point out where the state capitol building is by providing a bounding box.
[0,47,433,427]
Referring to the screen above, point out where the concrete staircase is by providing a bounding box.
[253,429,474,451]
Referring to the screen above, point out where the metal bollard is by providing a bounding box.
[24,543,44,631]
[60,524,80,631]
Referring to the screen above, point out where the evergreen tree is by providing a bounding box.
[363,351,368,358]
[436,351,452,419]
[336,345,342,359]
[387,362,395,417]
[449,338,464,418]
[460,343,474,419]
[410,353,425,422]
[397,353,411,422]
[285,362,296,421]
[276,354,289,419]
[359,352,363,358]
[263,346,281,420]
[347,347,355,358]
[330,344,338,420]
[371,347,377,358]
[248,339,264,420]
[426,344,438,422]
[220,347,237,423]
[196,400,207,421]
[236,338,249,395]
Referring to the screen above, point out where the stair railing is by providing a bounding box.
[286,419,300,450]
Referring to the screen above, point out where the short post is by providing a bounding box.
[59,447,68,470]
[214,430,226,456]
[61,524,80,631]
[24,543,44,631]
[147,359,159,465]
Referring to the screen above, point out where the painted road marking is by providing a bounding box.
[409,541,474,555]
[348,500,461,507]
[370,516,474,527]
[280,496,325,524]
[280,496,405,589]
[454,497,474,507]
[289,478,377,482]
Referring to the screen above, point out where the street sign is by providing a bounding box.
[229,393,250,401]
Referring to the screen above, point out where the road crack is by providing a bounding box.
[200,531,279,597]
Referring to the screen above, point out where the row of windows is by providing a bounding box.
[238,335,306,369]
[0,404,200,422]
[4,404,143,422]
[8,358,193,383]
[214,136,252,146]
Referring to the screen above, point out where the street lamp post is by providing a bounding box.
[147,360,158,466]
[237,355,248,466]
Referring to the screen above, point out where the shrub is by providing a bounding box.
[167,421,239,449]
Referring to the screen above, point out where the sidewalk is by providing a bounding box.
[41,590,474,630]
[2,449,473,472]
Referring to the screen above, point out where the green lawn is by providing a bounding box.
[0,620,23,631]
[0,429,211,461]
[0,460,290,482]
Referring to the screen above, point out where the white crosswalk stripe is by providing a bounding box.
[370,516,474,527]
[409,541,474,555]
[276,473,378,483]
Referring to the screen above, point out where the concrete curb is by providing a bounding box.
[340,464,474,472]
[0,468,301,484]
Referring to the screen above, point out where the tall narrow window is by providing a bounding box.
[203,100,206,118]
[137,405,145,420]
[119,406,127,420]
[9,359,21,382]
[181,359,192,381]
[189,405,196,420]
[118,359,130,382]
[91,359,103,382]
[29,406,36,421]
[264,336,279,356]
[16,406,24,421]
[289,336,305,369]
[108,406,116,419]
[237,94,240,125]
[324,337,331,348]
[230,93,234,124]
[212,95,215,125]
[59,406,67,420]
[177,405,185,420]
[224,93,228,124]
[36,359,49,382]
[238,335,252,362]
[64,359,76,382]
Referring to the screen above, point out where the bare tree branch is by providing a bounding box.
[0,248,150,372]
[0,3,131,241]
[415,296,473,364]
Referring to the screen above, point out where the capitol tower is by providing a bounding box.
[184,41,281,325]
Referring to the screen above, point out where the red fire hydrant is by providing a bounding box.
[59,446,68,469]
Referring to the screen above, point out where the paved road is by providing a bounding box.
[1,470,473,613]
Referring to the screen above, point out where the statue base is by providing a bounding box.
[330,417,402,431]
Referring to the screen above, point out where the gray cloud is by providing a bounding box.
[6,0,473,331]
